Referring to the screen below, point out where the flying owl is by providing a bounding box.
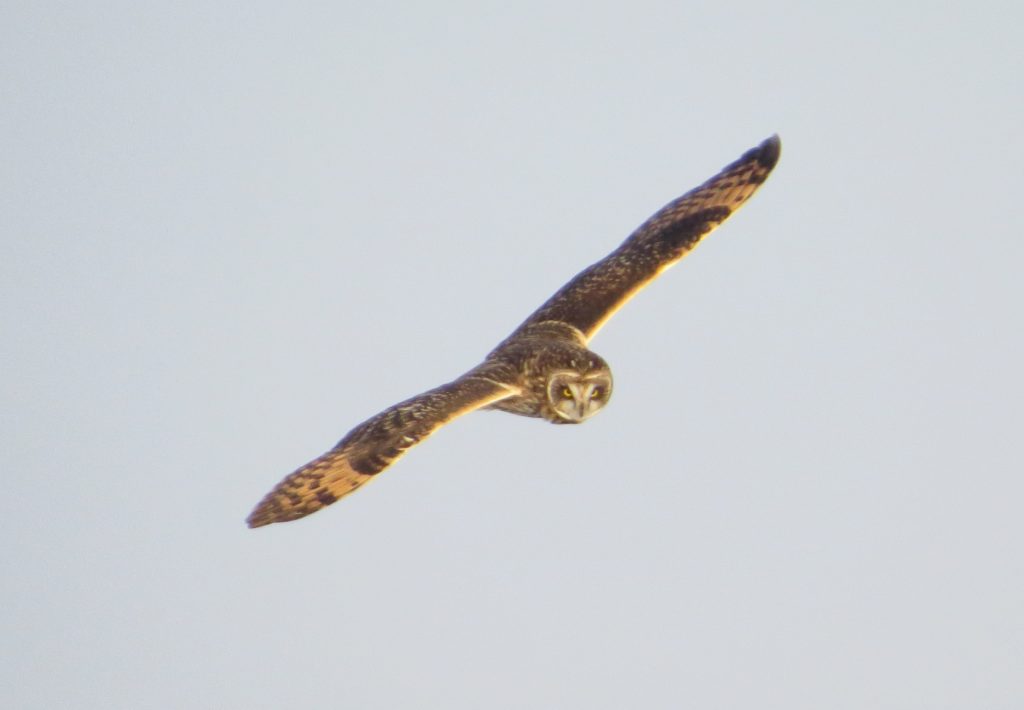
[247,135,781,527]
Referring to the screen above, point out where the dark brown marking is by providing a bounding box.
[315,489,338,506]
[351,454,386,476]
[658,207,732,251]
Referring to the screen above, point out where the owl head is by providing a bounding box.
[545,365,613,424]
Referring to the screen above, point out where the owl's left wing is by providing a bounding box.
[246,366,519,527]
[511,135,780,343]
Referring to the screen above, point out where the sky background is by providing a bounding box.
[3,2,1022,708]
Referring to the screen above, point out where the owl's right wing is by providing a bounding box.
[246,365,519,528]
[512,135,780,344]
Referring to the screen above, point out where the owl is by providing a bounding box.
[247,135,780,527]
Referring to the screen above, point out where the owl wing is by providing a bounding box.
[246,366,519,527]
[513,135,780,343]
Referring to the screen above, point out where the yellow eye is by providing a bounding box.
[561,386,574,399]
[591,387,603,399]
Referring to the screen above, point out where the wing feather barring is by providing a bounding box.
[247,135,780,527]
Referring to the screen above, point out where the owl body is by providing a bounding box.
[484,325,612,424]
[246,135,780,527]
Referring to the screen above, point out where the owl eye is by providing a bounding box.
[590,387,603,399]
[561,386,574,399]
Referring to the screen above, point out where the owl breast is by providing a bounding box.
[484,331,613,424]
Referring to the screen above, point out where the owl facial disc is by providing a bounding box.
[546,370,612,423]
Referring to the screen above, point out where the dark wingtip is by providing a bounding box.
[755,134,781,170]
[246,503,276,528]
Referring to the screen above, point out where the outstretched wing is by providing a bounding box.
[513,135,780,343]
[247,367,519,527]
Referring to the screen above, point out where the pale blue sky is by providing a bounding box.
[3,2,1022,708]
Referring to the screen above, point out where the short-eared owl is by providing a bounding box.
[247,135,780,527]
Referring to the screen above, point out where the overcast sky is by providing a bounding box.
[3,2,1022,708]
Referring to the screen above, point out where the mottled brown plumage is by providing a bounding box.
[246,365,518,526]
[504,134,781,343]
[247,135,780,528]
